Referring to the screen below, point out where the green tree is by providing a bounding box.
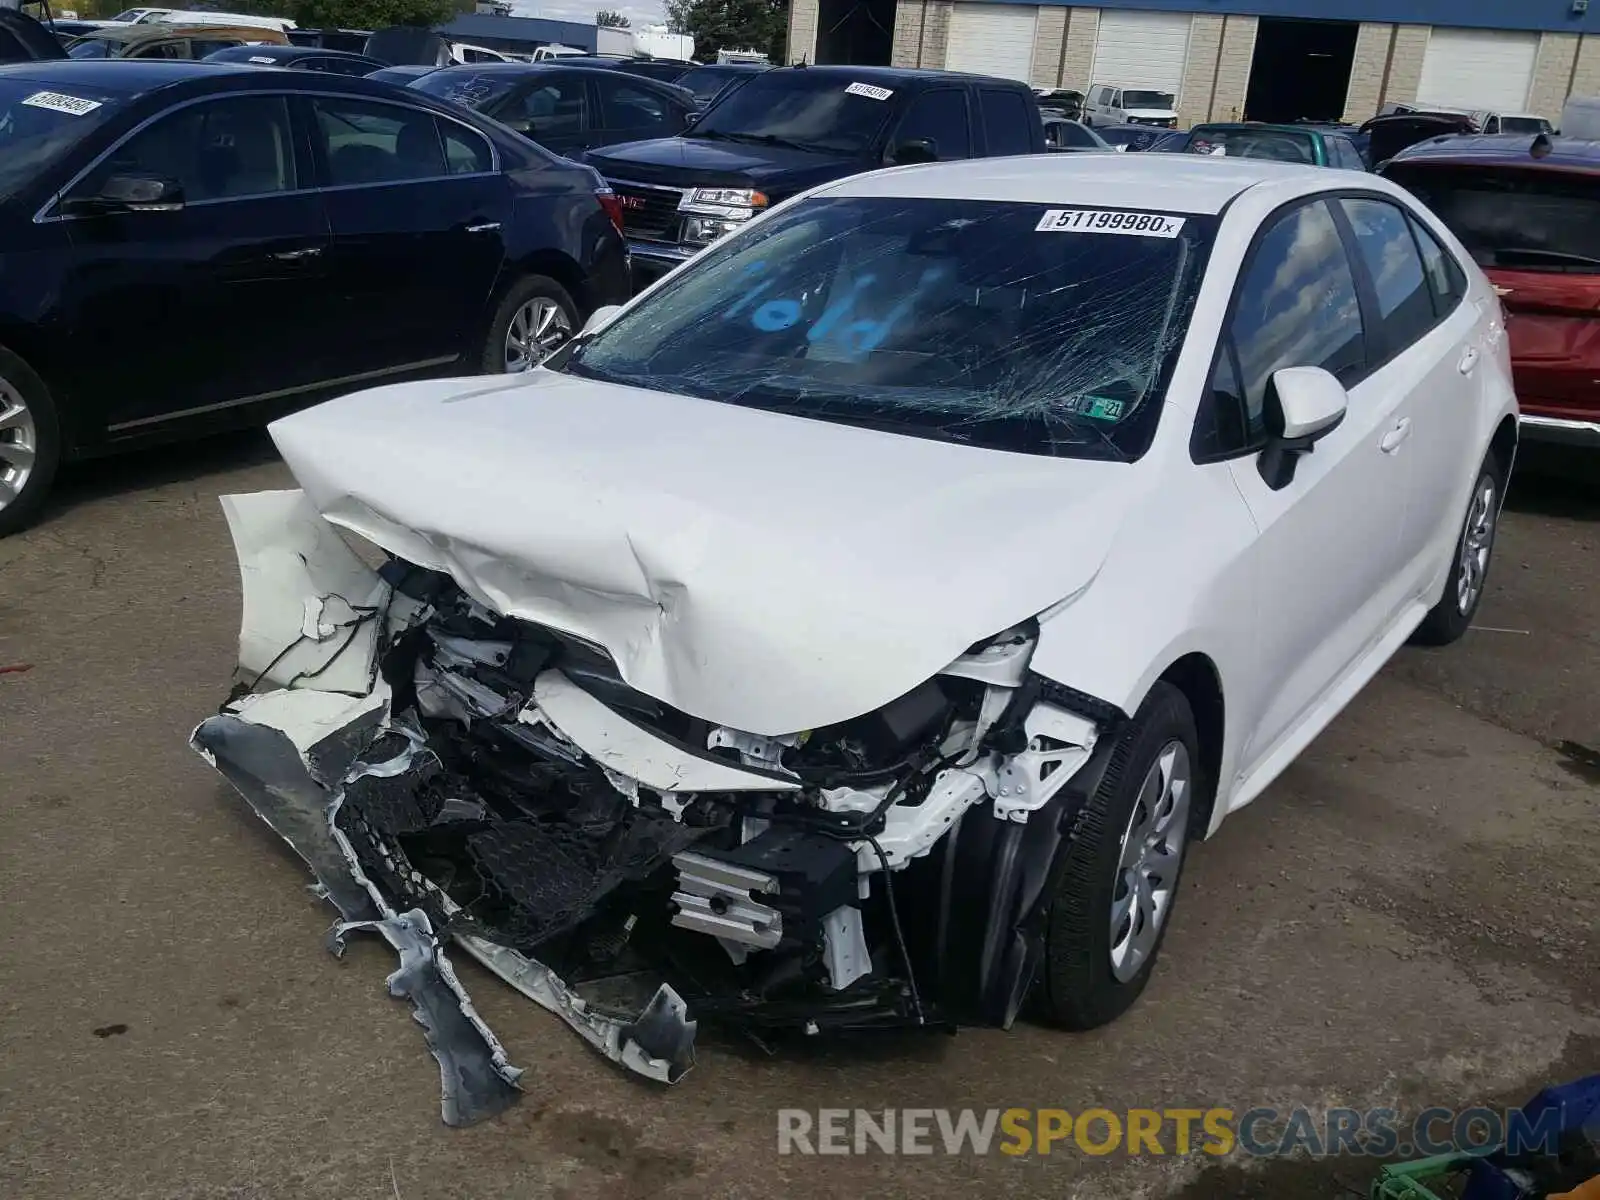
[596,8,630,27]
[678,0,786,63]
[286,0,454,29]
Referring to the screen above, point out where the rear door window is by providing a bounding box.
[598,78,679,137]
[312,96,447,184]
[978,88,1032,155]
[1408,215,1467,317]
[1386,164,1600,273]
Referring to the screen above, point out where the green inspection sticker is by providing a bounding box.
[1064,394,1126,421]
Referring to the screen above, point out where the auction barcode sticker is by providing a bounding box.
[1036,208,1185,237]
[22,91,102,117]
[845,82,894,101]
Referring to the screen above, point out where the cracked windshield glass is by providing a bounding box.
[563,196,1214,460]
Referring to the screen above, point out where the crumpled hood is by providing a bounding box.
[269,373,1139,735]
[584,136,861,194]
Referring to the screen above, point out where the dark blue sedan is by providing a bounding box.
[0,59,630,535]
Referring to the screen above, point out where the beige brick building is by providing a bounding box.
[789,0,1600,127]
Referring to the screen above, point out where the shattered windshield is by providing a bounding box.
[1387,165,1600,271]
[563,196,1214,461]
[682,72,896,155]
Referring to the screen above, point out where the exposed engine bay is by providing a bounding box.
[193,490,1126,1124]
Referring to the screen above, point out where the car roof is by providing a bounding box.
[217,44,373,60]
[1389,132,1600,171]
[76,21,281,42]
[419,62,684,87]
[0,58,455,102]
[765,63,1029,89]
[821,153,1332,213]
[1193,122,1317,135]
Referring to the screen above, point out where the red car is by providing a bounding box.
[1382,134,1600,446]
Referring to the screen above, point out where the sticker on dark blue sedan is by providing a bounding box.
[1036,208,1185,237]
[22,91,102,117]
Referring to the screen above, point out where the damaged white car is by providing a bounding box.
[194,154,1518,1120]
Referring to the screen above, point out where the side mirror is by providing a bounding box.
[1257,366,1348,489]
[581,304,623,335]
[65,174,184,215]
[888,137,938,165]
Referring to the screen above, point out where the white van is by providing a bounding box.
[1083,83,1178,128]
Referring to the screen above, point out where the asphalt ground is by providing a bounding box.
[2,435,1595,1200]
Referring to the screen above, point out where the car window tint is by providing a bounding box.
[1043,121,1060,146]
[601,79,675,134]
[189,38,241,57]
[1338,197,1436,352]
[894,89,970,159]
[1060,121,1098,148]
[78,94,296,202]
[1227,200,1365,441]
[501,76,586,139]
[978,88,1031,155]
[1329,137,1360,170]
[438,118,492,174]
[306,56,367,75]
[314,97,447,184]
[1408,215,1466,316]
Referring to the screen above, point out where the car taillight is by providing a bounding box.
[595,186,624,234]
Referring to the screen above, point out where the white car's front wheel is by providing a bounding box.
[1038,681,1199,1029]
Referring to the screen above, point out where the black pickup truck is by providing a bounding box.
[584,64,1048,283]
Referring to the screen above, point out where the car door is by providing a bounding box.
[307,94,511,375]
[1199,197,1414,777]
[885,88,972,162]
[592,75,689,150]
[56,91,337,432]
[1337,195,1483,595]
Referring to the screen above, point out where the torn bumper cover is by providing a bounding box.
[194,489,1123,1121]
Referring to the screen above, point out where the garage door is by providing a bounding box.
[1090,9,1191,95]
[1418,28,1537,114]
[947,3,1037,83]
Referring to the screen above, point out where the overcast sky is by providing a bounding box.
[510,0,669,29]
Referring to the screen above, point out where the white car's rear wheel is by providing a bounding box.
[1038,681,1199,1029]
[1410,452,1505,647]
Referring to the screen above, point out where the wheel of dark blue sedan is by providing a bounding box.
[0,346,60,539]
[1038,682,1199,1030]
[481,275,578,374]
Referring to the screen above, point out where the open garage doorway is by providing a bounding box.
[1244,18,1357,124]
[816,0,895,65]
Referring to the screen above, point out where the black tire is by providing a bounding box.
[477,274,579,375]
[1038,681,1200,1030]
[0,345,61,539]
[1409,451,1506,647]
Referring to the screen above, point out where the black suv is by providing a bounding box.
[584,64,1047,283]
[0,60,629,535]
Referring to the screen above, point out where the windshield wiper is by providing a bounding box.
[1490,247,1600,269]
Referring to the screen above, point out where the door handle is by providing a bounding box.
[1458,347,1480,375]
[270,246,323,261]
[1379,417,1412,454]
[465,221,502,233]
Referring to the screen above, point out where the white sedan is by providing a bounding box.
[195,153,1517,1101]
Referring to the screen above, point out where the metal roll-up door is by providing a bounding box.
[946,3,1037,83]
[1090,9,1191,95]
[1418,28,1537,114]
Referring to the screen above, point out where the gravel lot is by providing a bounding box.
[2,436,1596,1200]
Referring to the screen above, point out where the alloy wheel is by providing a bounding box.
[503,298,572,373]
[1109,740,1191,983]
[1455,475,1497,615]
[0,376,38,514]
